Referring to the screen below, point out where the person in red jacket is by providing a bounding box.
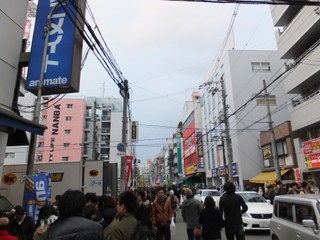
[0,216,18,240]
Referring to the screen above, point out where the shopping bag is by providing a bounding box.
[170,217,176,236]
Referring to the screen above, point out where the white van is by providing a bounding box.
[270,194,320,240]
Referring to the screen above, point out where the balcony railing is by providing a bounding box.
[292,90,320,107]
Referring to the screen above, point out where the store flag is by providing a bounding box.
[24,172,51,222]
[125,156,133,188]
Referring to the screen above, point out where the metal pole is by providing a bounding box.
[120,80,129,192]
[263,80,281,182]
[220,77,234,182]
[26,1,67,176]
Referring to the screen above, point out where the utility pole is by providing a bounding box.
[259,80,281,181]
[220,76,234,183]
[26,1,66,175]
[120,80,129,192]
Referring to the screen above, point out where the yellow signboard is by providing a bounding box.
[2,173,17,185]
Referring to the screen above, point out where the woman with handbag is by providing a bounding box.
[199,196,224,240]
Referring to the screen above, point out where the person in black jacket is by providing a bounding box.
[39,189,104,240]
[199,196,224,240]
[98,196,117,228]
[219,182,248,240]
[8,206,35,240]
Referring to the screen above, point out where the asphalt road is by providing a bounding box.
[174,210,270,240]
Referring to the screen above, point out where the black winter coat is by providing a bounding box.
[199,208,224,240]
[219,193,248,226]
[8,215,35,240]
[39,216,104,240]
[101,207,117,228]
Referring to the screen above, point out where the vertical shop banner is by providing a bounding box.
[26,0,84,95]
[24,172,51,222]
[125,156,133,187]
[293,168,302,184]
[176,133,183,175]
[196,131,204,168]
[302,138,320,169]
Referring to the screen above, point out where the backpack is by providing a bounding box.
[132,220,152,240]
[170,196,177,209]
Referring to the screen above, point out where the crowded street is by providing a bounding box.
[2,0,320,239]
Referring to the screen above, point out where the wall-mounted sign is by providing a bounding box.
[51,172,64,182]
[131,121,139,143]
[26,0,84,95]
[89,170,99,177]
[303,138,320,169]
[2,173,17,185]
[262,145,272,160]
[90,180,102,187]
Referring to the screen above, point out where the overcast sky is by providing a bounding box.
[79,0,277,162]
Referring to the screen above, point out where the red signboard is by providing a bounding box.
[303,138,320,169]
[125,156,133,188]
[293,168,302,184]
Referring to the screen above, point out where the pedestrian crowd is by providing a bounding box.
[250,180,320,204]
[1,180,318,240]
[0,182,250,240]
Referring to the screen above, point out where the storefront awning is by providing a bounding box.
[177,174,196,184]
[250,169,291,184]
[0,107,46,136]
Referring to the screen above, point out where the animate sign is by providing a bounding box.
[26,0,84,95]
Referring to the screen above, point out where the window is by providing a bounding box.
[276,141,288,156]
[251,62,271,72]
[295,204,318,228]
[5,152,15,158]
[67,104,73,108]
[62,157,69,161]
[38,142,44,147]
[63,143,70,148]
[36,155,43,162]
[64,129,71,134]
[42,115,47,119]
[261,62,271,71]
[66,116,72,121]
[278,202,293,221]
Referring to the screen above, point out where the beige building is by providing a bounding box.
[271,5,320,183]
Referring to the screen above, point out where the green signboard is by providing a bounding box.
[177,133,183,174]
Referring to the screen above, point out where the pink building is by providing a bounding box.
[37,98,86,162]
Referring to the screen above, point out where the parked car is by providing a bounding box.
[270,194,320,240]
[194,189,221,205]
[235,191,273,230]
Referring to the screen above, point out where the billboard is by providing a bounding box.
[302,138,320,169]
[176,133,183,175]
[26,0,85,95]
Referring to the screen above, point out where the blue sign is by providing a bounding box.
[24,172,51,222]
[26,0,83,95]
[117,143,125,152]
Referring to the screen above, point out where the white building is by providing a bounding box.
[202,50,291,190]
[0,1,45,178]
[270,5,320,183]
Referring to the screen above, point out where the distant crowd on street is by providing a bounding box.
[246,180,320,204]
[0,180,318,240]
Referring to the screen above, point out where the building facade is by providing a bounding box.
[181,92,205,186]
[271,5,320,183]
[37,98,87,162]
[202,50,291,190]
[0,1,45,178]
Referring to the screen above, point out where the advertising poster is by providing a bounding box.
[303,138,320,169]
